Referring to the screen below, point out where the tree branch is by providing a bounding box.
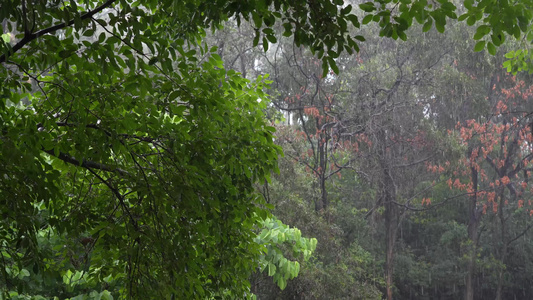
[42,148,130,177]
[507,223,533,246]
[0,0,118,63]
[22,0,29,35]
[86,167,139,232]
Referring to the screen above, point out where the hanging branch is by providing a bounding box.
[42,148,131,177]
[0,0,118,63]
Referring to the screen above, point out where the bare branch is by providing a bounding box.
[507,223,533,245]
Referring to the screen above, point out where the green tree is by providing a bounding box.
[0,1,284,298]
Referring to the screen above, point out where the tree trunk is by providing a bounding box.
[494,243,507,300]
[314,179,321,212]
[384,167,398,300]
[320,174,328,210]
[464,232,478,300]
[375,129,399,300]
[495,189,508,300]
[318,135,329,211]
[385,200,397,300]
[465,164,481,300]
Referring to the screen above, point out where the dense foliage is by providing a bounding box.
[1,1,285,299]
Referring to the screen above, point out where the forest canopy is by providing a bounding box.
[2,0,533,299]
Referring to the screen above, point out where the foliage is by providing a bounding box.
[0,211,315,299]
[446,75,533,218]
[410,73,533,299]
[0,0,285,298]
[251,148,383,299]
[255,217,317,290]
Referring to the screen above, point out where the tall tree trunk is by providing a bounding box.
[314,179,321,212]
[465,224,478,300]
[494,243,507,300]
[385,199,397,300]
[495,189,508,300]
[376,129,399,300]
[465,163,481,300]
[320,174,327,210]
[383,167,398,300]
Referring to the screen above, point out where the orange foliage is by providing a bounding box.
[501,176,510,185]
[303,106,320,117]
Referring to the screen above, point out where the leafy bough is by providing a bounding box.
[255,217,317,290]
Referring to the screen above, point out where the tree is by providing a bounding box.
[0,1,284,298]
[265,41,347,213]
[254,133,384,299]
[446,75,533,300]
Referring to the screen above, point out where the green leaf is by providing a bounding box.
[491,33,502,46]
[487,41,496,55]
[474,40,486,52]
[18,269,29,279]
[1,33,11,43]
[341,5,352,15]
[434,17,445,33]
[253,31,260,47]
[422,19,433,32]
[347,14,360,28]
[266,34,277,44]
[252,11,262,28]
[83,29,95,36]
[502,60,511,72]
[263,36,269,52]
[102,291,114,300]
[458,13,469,21]
[398,31,407,41]
[278,277,287,290]
[58,50,73,58]
[268,263,276,276]
[362,14,374,25]
[466,15,476,26]
[328,57,339,75]
[473,25,490,40]
[505,50,515,59]
[359,2,376,12]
